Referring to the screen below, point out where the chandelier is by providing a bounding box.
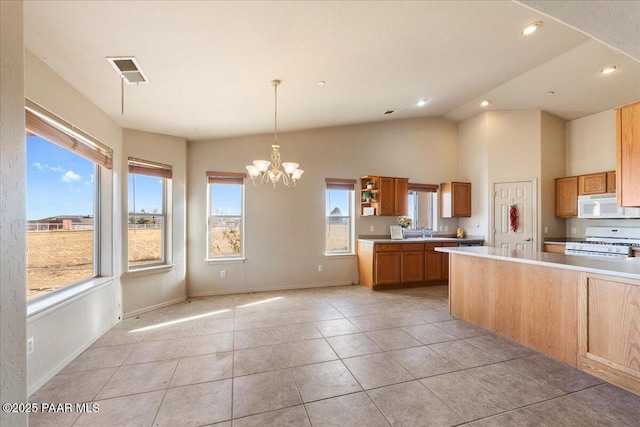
[246,80,304,187]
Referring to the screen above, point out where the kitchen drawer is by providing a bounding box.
[401,243,424,251]
[375,244,401,252]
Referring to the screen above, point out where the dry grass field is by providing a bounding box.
[28,223,350,298]
[27,229,162,298]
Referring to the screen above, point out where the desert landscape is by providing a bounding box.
[28,221,350,298]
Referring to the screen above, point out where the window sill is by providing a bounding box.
[127,264,174,277]
[27,276,116,321]
[324,253,356,258]
[206,258,246,264]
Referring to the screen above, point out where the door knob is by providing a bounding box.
[525,238,532,242]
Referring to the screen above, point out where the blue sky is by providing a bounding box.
[326,189,350,216]
[210,184,242,215]
[26,136,95,220]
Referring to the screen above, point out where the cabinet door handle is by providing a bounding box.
[525,238,532,242]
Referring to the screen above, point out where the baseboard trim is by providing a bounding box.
[123,296,187,319]
[187,281,354,298]
[28,322,113,397]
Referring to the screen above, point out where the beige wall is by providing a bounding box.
[564,109,640,236]
[458,113,490,238]
[121,129,188,316]
[24,50,124,394]
[0,1,28,423]
[566,110,616,176]
[540,112,567,238]
[458,110,566,248]
[187,117,458,296]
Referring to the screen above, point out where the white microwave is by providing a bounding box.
[578,193,640,219]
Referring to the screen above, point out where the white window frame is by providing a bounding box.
[127,158,172,271]
[206,172,246,261]
[408,188,439,231]
[325,179,356,256]
[25,100,112,308]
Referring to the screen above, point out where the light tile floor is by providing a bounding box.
[29,285,640,426]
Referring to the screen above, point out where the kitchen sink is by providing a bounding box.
[403,237,460,241]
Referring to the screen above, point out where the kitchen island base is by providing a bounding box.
[445,248,640,395]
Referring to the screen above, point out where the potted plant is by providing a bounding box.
[362,191,373,202]
[366,181,374,189]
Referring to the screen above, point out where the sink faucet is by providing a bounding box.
[421,227,426,238]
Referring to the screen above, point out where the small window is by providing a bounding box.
[207,172,245,260]
[25,102,112,300]
[325,178,356,254]
[407,184,439,231]
[128,158,172,269]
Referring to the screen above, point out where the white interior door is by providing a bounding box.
[493,180,535,251]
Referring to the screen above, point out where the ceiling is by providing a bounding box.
[23,1,640,141]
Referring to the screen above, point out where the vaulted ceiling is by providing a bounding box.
[24,1,640,141]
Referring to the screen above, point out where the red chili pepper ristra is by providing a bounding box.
[509,205,518,232]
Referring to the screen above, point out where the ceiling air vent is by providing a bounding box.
[107,56,149,84]
[382,108,405,115]
[383,110,395,115]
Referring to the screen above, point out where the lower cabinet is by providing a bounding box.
[358,240,461,289]
[579,274,640,394]
[401,244,425,283]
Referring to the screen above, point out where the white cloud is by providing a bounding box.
[33,162,46,170]
[62,170,82,183]
[51,165,64,172]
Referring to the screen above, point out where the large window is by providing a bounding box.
[207,172,245,259]
[25,101,112,299]
[407,184,439,231]
[325,178,355,254]
[128,158,172,269]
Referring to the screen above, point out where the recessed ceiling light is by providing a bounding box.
[480,99,491,107]
[520,21,542,36]
[317,80,326,86]
[601,65,619,74]
[416,98,428,107]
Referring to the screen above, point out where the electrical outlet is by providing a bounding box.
[27,337,34,355]
[318,265,323,272]
[220,270,226,278]
[444,226,449,232]
[476,221,480,227]
[439,226,444,231]
[571,227,577,234]
[370,225,375,232]
[544,226,549,234]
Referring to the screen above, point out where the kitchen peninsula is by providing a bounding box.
[437,246,640,395]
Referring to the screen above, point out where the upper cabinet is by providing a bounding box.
[361,176,408,216]
[556,176,578,218]
[440,182,471,218]
[616,101,640,207]
[579,171,616,195]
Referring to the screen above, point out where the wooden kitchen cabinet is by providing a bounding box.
[401,243,424,283]
[607,171,616,193]
[374,244,401,285]
[440,182,471,218]
[579,274,640,394]
[360,176,408,216]
[357,240,458,289]
[616,101,640,207]
[425,242,457,281]
[555,176,578,218]
[579,171,616,195]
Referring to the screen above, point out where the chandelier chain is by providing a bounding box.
[274,81,278,142]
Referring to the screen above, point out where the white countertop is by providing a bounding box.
[436,246,640,280]
[358,236,484,244]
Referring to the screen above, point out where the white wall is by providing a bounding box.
[0,1,28,424]
[187,117,458,296]
[121,129,188,316]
